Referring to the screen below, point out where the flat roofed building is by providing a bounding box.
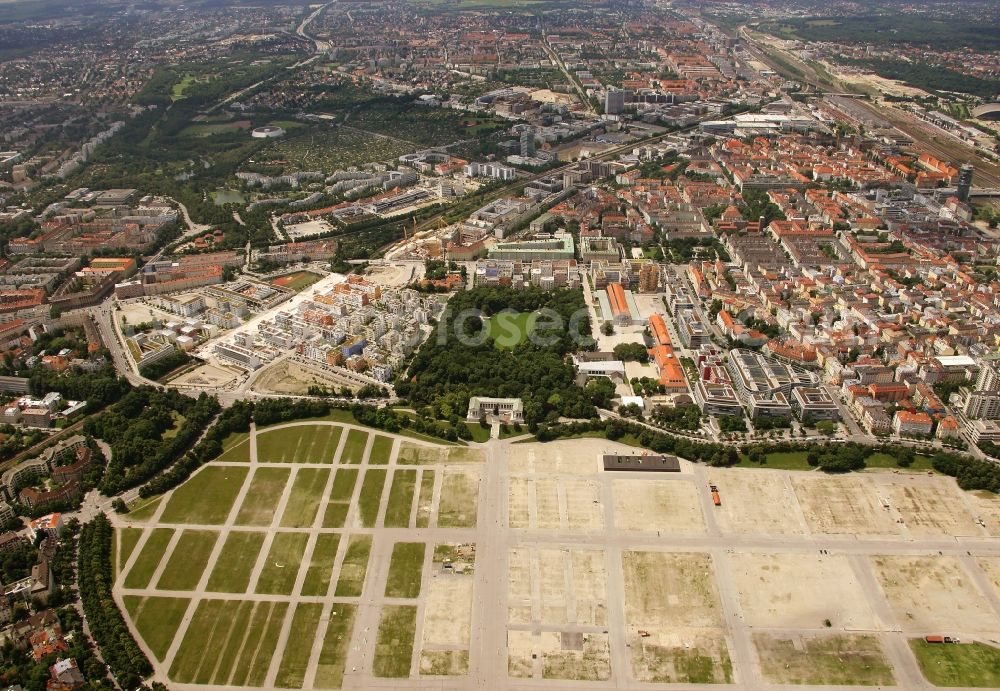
[602,453,680,472]
[467,396,524,423]
[789,386,840,421]
[694,380,743,416]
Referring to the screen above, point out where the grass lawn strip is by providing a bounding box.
[302,533,341,596]
[373,605,418,677]
[384,469,417,528]
[168,598,229,682]
[118,527,142,573]
[369,434,394,464]
[123,528,174,589]
[211,600,255,685]
[127,496,162,521]
[385,542,426,599]
[330,468,358,501]
[280,468,331,528]
[217,437,251,463]
[235,467,290,526]
[206,531,266,593]
[341,429,369,464]
[323,503,350,528]
[256,532,310,594]
[275,603,324,688]
[416,470,435,528]
[123,595,189,661]
[155,530,219,591]
[358,469,387,527]
[314,604,357,688]
[160,465,249,524]
[335,535,372,597]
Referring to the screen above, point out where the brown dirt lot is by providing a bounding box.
[539,631,611,681]
[613,479,705,534]
[872,555,1000,635]
[882,478,982,537]
[792,475,899,535]
[730,552,877,630]
[708,469,805,535]
[622,551,723,629]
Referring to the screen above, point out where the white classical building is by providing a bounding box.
[466,396,524,423]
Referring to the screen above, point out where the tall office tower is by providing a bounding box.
[957,164,973,202]
[605,89,626,115]
[519,128,536,157]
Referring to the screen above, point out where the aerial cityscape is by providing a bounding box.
[0,0,999,689]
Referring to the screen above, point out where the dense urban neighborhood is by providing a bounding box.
[0,0,1000,689]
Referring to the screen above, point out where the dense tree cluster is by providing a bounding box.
[78,515,152,688]
[138,349,190,381]
[399,287,597,427]
[28,366,130,413]
[534,418,737,465]
[650,404,701,431]
[85,388,220,494]
[738,189,786,228]
[613,342,650,362]
[932,451,1000,493]
[139,401,254,497]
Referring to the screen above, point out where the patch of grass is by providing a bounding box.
[280,468,331,528]
[437,469,478,528]
[171,599,288,685]
[207,532,264,593]
[206,532,265,593]
[323,502,350,528]
[358,469,387,527]
[170,600,288,686]
[255,533,309,595]
[420,650,470,676]
[341,429,369,464]
[123,528,174,589]
[384,469,417,528]
[118,527,142,573]
[315,604,357,688]
[156,530,218,591]
[275,603,324,688]
[331,467,358,501]
[369,434,394,464]
[268,270,323,292]
[335,534,371,597]
[756,633,894,685]
[372,605,417,678]
[910,640,1000,687]
[863,451,935,471]
[465,422,491,443]
[257,425,343,463]
[235,467,290,526]
[484,311,538,348]
[415,470,435,528]
[301,533,340,597]
[127,495,162,521]
[124,596,190,661]
[217,432,251,462]
[160,465,249,524]
[736,451,813,471]
[630,638,733,684]
[385,542,425,599]
[212,599,255,684]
